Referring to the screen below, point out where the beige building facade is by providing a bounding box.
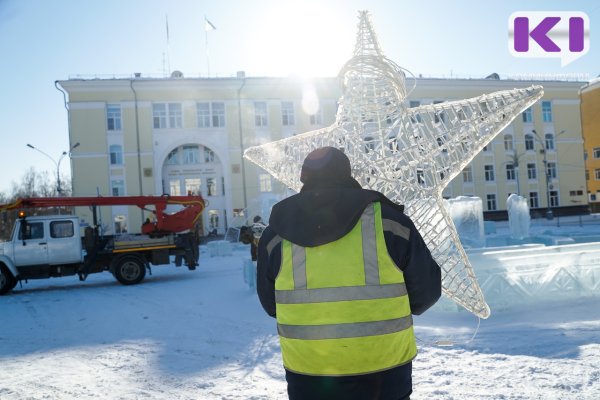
[580,79,600,213]
[411,78,587,219]
[57,73,587,234]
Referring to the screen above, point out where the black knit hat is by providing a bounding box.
[300,147,353,184]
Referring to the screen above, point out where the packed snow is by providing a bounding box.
[1,221,600,399]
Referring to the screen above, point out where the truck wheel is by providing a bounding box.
[0,265,16,295]
[114,256,146,285]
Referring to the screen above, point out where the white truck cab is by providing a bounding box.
[0,215,82,280]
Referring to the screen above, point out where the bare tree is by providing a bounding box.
[0,168,72,240]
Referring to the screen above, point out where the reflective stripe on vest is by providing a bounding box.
[274,202,417,376]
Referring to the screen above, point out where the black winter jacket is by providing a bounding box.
[256,182,441,400]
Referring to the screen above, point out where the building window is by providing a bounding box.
[529,192,539,208]
[460,105,472,121]
[204,147,215,163]
[255,102,268,127]
[569,190,584,196]
[109,145,123,165]
[522,107,533,123]
[364,136,376,152]
[309,110,322,125]
[107,104,122,131]
[114,215,127,234]
[506,164,516,180]
[153,103,182,129]
[549,190,559,207]
[547,162,557,179]
[486,194,497,211]
[282,101,295,126]
[416,169,425,185]
[212,102,225,127]
[593,147,600,159]
[169,179,181,195]
[168,103,182,128]
[167,149,179,165]
[196,103,210,127]
[182,145,200,164]
[207,178,217,196]
[484,165,495,182]
[111,180,125,196]
[480,101,490,113]
[153,104,167,128]
[586,170,589,180]
[525,134,535,151]
[595,169,600,180]
[208,210,219,231]
[462,166,473,183]
[545,133,555,150]
[185,178,201,196]
[483,145,490,152]
[541,101,552,122]
[259,174,272,192]
[433,100,445,123]
[197,102,225,128]
[527,163,537,180]
[591,194,597,201]
[504,134,514,151]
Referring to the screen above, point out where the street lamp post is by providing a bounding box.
[531,129,564,220]
[26,142,80,195]
[505,151,524,196]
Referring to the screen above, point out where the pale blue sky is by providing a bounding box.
[0,0,598,193]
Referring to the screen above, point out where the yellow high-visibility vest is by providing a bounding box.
[275,202,417,376]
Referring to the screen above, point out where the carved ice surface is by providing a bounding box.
[244,11,544,318]
[445,196,485,249]
[506,194,531,240]
[469,241,600,310]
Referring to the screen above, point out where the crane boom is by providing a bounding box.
[0,195,206,235]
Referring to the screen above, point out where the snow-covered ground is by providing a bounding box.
[1,238,599,399]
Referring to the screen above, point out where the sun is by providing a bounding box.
[252,2,350,78]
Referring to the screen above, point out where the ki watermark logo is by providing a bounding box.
[509,11,590,66]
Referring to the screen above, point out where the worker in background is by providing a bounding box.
[256,147,441,400]
[250,215,266,261]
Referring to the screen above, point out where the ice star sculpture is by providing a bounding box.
[244,11,543,319]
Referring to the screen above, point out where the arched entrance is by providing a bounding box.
[161,144,226,235]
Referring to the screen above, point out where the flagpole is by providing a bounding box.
[204,16,216,77]
[205,24,210,76]
[165,14,171,76]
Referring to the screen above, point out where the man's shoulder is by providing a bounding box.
[380,201,411,222]
[379,201,417,239]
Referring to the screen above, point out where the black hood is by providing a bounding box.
[269,182,404,247]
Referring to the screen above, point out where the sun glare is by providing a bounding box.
[253,3,349,78]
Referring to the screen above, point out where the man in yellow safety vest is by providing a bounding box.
[257,146,441,400]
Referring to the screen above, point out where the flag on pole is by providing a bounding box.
[205,17,216,31]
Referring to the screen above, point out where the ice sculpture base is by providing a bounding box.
[434,241,600,312]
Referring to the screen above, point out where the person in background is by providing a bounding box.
[257,146,441,400]
[240,215,266,261]
[250,215,266,261]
